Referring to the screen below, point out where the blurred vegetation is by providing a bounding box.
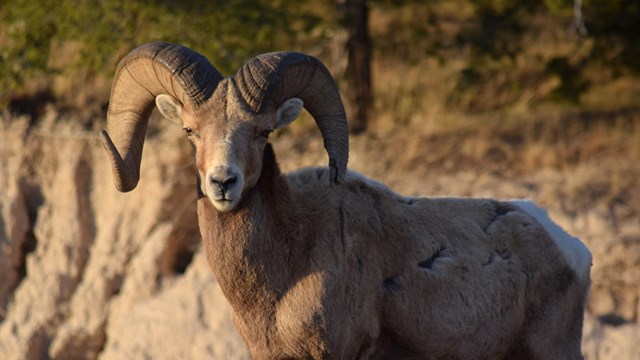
[368,0,639,117]
[0,0,336,104]
[0,0,638,119]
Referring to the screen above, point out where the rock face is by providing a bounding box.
[0,114,638,359]
[0,116,248,359]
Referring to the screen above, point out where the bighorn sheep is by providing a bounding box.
[100,42,592,359]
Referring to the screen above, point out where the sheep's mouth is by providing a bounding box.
[210,188,233,201]
[210,196,239,212]
[212,192,234,202]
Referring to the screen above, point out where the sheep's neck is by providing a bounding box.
[197,144,305,320]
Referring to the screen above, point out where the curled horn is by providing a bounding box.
[100,42,223,192]
[235,52,349,185]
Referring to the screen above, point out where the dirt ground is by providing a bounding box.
[0,108,638,359]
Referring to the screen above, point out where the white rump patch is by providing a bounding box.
[510,200,592,282]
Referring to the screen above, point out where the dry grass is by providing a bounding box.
[346,6,640,221]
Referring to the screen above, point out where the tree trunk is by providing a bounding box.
[338,0,372,134]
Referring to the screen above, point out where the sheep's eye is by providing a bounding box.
[183,127,194,136]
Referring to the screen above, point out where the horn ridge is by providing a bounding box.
[235,51,349,185]
[102,42,223,192]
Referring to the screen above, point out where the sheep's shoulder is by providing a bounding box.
[284,167,332,192]
[285,167,408,200]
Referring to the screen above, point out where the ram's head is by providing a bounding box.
[100,42,348,212]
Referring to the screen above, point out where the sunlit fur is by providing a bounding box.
[157,80,591,359]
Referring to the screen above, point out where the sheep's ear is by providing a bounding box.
[155,94,183,124]
[275,98,303,129]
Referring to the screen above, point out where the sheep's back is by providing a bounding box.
[286,168,583,358]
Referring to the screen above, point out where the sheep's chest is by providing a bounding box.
[271,271,332,358]
[272,270,384,359]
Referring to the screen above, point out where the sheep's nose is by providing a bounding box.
[210,175,237,192]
